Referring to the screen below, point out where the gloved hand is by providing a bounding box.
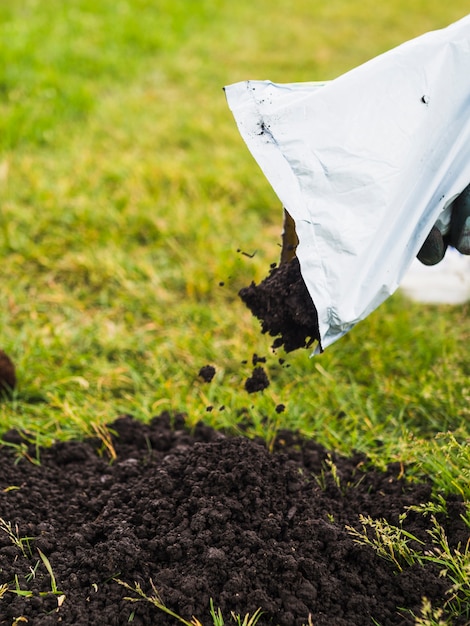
[417,183,470,265]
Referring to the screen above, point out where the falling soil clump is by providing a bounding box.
[198,365,216,383]
[244,365,270,393]
[0,413,467,626]
[239,257,320,352]
[252,353,266,365]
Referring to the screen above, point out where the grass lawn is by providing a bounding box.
[0,0,469,502]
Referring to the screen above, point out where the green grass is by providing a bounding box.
[117,579,264,626]
[348,511,470,625]
[0,0,468,506]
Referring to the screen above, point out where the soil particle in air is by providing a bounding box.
[198,365,216,382]
[244,365,270,393]
[239,257,320,352]
[0,413,467,626]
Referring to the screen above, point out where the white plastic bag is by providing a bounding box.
[225,15,470,352]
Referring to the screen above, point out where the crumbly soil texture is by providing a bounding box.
[239,258,321,352]
[0,414,468,626]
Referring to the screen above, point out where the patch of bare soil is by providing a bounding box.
[0,414,467,626]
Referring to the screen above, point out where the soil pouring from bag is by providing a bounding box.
[239,257,321,352]
[0,262,467,626]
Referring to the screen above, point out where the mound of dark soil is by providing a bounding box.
[239,258,320,353]
[0,414,467,626]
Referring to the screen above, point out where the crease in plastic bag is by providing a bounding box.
[224,14,470,353]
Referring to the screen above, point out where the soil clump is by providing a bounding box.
[0,413,467,626]
[244,365,270,393]
[198,365,216,383]
[239,258,320,353]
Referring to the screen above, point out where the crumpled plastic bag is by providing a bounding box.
[225,14,470,352]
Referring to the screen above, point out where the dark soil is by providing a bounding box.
[239,258,321,352]
[244,366,270,393]
[0,413,467,626]
[0,350,16,394]
[198,365,216,383]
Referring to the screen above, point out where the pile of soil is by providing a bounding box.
[239,258,320,352]
[0,413,467,626]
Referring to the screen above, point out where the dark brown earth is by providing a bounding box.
[0,350,16,395]
[198,365,216,383]
[239,258,321,353]
[0,413,467,626]
[244,365,270,393]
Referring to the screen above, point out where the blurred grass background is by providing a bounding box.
[0,0,468,497]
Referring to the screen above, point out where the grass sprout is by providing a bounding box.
[408,597,452,626]
[11,574,32,597]
[406,496,448,518]
[314,454,343,492]
[210,598,263,626]
[116,579,262,625]
[91,422,117,462]
[3,549,64,603]
[38,549,63,596]
[25,560,41,582]
[0,518,34,558]
[347,513,470,622]
[346,513,424,572]
[117,579,203,626]
[0,582,8,600]
[425,516,470,620]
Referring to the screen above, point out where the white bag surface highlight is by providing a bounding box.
[225,15,470,352]
[400,249,470,305]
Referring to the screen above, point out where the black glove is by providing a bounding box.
[417,183,470,265]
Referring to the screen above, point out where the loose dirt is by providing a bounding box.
[244,365,270,393]
[198,365,216,383]
[0,414,467,626]
[239,258,320,352]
